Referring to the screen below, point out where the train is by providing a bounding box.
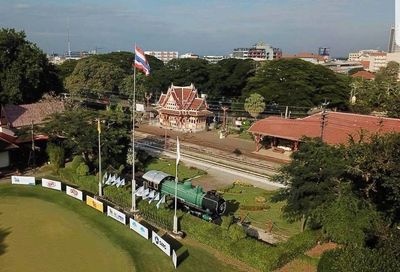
[141,170,226,220]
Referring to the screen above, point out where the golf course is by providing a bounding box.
[0,184,242,272]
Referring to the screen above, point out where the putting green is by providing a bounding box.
[0,196,133,272]
[0,185,241,272]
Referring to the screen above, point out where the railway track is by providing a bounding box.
[135,132,279,176]
[135,142,285,189]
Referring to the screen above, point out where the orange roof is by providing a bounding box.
[248,112,400,145]
[282,52,326,62]
[2,101,65,128]
[360,60,370,69]
[351,71,375,80]
[157,83,209,112]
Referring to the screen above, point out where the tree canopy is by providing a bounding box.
[244,93,265,118]
[0,28,62,104]
[65,58,125,96]
[244,59,350,109]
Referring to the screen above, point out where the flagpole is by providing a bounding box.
[98,118,102,196]
[131,44,138,212]
[173,136,179,234]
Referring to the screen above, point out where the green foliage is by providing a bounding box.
[69,155,84,170]
[244,93,266,118]
[317,244,400,272]
[273,138,347,222]
[43,109,130,170]
[103,186,131,208]
[347,133,400,223]
[59,167,98,194]
[244,59,350,109]
[221,215,234,230]
[76,162,89,176]
[0,28,62,104]
[313,190,381,245]
[56,59,78,81]
[228,224,247,241]
[46,143,65,172]
[65,57,125,96]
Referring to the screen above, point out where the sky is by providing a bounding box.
[0,0,395,57]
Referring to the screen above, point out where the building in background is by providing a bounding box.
[179,52,199,59]
[232,42,281,61]
[323,60,364,74]
[156,84,212,132]
[202,55,227,64]
[281,52,327,64]
[144,51,178,63]
[348,50,387,72]
[388,26,400,53]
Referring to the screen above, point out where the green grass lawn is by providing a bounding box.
[145,158,207,180]
[0,184,240,272]
[221,184,301,238]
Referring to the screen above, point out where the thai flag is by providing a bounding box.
[134,46,150,76]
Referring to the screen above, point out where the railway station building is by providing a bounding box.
[248,112,400,154]
[156,83,212,132]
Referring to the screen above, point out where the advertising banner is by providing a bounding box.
[66,186,83,201]
[107,206,126,225]
[41,178,62,191]
[86,196,104,212]
[11,176,35,185]
[129,218,149,240]
[152,231,170,256]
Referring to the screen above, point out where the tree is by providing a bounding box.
[65,58,125,96]
[347,133,400,223]
[273,138,347,228]
[312,189,381,245]
[0,28,62,104]
[243,59,350,109]
[43,109,130,170]
[244,93,265,119]
[46,143,65,173]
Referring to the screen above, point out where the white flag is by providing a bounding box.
[102,172,108,184]
[154,193,160,201]
[176,136,180,165]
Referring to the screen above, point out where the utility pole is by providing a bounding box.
[320,109,328,142]
[97,118,102,197]
[29,120,36,172]
[221,106,229,133]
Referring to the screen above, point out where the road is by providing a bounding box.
[137,143,285,191]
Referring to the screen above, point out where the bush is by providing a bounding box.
[104,186,131,208]
[228,224,247,241]
[69,156,84,170]
[221,215,234,230]
[318,231,400,272]
[76,162,89,176]
[46,143,65,172]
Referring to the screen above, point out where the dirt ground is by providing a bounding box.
[137,124,288,164]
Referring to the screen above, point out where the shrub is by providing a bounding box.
[69,156,84,170]
[76,162,89,176]
[221,215,234,230]
[46,143,65,172]
[104,186,131,208]
[228,224,247,241]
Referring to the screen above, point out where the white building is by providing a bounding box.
[202,55,226,64]
[179,52,199,59]
[144,51,178,63]
[232,42,280,61]
[348,50,388,72]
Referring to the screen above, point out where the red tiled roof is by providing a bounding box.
[282,52,326,62]
[360,61,370,69]
[351,71,375,80]
[0,132,18,149]
[248,112,400,145]
[157,84,211,113]
[2,101,65,128]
